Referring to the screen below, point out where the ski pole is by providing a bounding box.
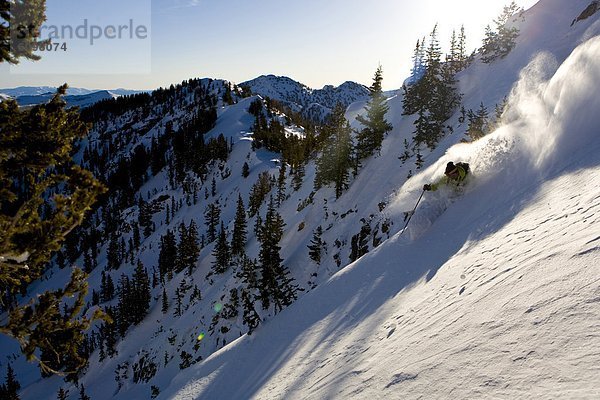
[399,189,425,237]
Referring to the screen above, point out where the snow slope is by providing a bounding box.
[158,2,600,399]
[165,163,600,399]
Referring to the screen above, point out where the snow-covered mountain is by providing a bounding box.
[0,87,146,108]
[3,1,600,399]
[0,86,96,97]
[0,86,143,98]
[14,90,119,108]
[241,75,369,120]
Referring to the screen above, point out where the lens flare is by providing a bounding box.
[213,303,223,313]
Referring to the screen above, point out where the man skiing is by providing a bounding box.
[400,161,471,235]
[423,161,469,191]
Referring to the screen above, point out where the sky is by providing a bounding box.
[0,0,539,91]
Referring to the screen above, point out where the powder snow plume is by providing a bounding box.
[388,35,600,236]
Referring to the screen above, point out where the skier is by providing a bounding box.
[423,161,469,191]
[400,161,470,236]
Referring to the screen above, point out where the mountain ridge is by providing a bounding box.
[241,74,370,120]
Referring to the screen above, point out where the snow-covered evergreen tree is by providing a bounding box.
[356,66,393,162]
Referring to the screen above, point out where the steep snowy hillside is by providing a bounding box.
[3,1,600,399]
[165,132,600,399]
[241,75,369,121]
[159,4,600,399]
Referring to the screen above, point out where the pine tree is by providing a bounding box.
[211,177,217,197]
[99,307,118,359]
[231,194,247,256]
[404,24,460,150]
[175,223,188,273]
[276,163,287,206]
[292,163,305,191]
[161,287,169,313]
[222,84,234,105]
[204,203,221,243]
[426,22,443,66]
[242,162,250,178]
[190,284,202,304]
[177,221,199,275]
[494,96,508,127]
[254,212,263,239]
[0,363,20,400]
[82,250,92,273]
[409,38,426,84]
[307,226,325,264]
[247,172,274,217]
[350,221,371,262]
[482,2,521,63]
[415,151,424,170]
[315,104,354,198]
[437,62,461,132]
[106,234,121,270]
[241,289,260,334]
[212,222,230,274]
[481,24,497,63]
[423,25,444,147]
[138,198,153,238]
[117,274,133,336]
[78,384,90,400]
[448,29,459,73]
[57,387,68,400]
[466,102,490,140]
[133,223,141,249]
[100,271,115,302]
[0,86,106,373]
[173,287,183,317]
[458,25,468,70]
[399,139,412,164]
[237,255,259,291]
[258,198,297,312]
[131,260,151,324]
[158,229,177,281]
[355,66,392,162]
[0,0,48,63]
[221,288,239,320]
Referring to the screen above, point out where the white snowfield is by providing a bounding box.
[166,169,600,400]
[161,4,600,400]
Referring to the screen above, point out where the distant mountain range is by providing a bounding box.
[0,86,143,98]
[0,86,146,108]
[14,90,123,108]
